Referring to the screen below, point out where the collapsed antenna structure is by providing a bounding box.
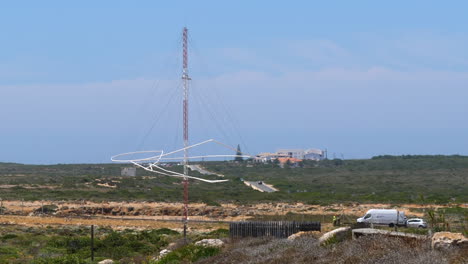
[111,138,250,183]
[112,27,251,239]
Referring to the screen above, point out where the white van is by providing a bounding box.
[357,209,407,227]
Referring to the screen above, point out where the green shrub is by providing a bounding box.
[205,229,229,238]
[156,245,221,264]
[47,236,90,253]
[2,233,18,240]
[0,246,20,259]
[33,254,89,264]
[151,228,179,236]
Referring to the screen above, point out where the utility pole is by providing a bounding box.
[182,27,191,241]
[91,225,95,261]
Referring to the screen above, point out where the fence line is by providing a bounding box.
[230,221,321,238]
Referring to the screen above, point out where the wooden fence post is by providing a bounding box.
[91,225,95,261]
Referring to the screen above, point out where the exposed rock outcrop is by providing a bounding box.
[195,238,224,247]
[287,231,320,241]
[98,260,114,264]
[432,232,468,250]
[318,227,351,245]
[159,249,171,257]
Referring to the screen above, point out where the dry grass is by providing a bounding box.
[3,200,465,219]
[197,235,467,264]
[0,215,227,232]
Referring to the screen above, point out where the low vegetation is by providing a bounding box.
[155,244,220,264]
[0,155,467,205]
[197,235,467,264]
[0,226,180,263]
[2,224,466,264]
[0,155,465,263]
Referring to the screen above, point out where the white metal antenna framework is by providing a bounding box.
[111,27,251,239]
[111,139,250,183]
[111,28,251,180]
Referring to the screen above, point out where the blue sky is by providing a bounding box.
[1,1,468,164]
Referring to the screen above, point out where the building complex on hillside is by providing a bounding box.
[254,148,326,164]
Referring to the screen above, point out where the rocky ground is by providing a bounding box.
[0,200,465,232]
[3,200,462,218]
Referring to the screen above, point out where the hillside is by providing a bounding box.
[0,155,467,204]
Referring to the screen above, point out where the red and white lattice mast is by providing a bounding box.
[111,27,250,240]
[181,27,190,239]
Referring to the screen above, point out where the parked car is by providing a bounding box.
[406,218,427,228]
[357,209,407,227]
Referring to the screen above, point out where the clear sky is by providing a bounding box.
[1,1,468,164]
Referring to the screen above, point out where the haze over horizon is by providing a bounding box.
[1,1,468,164]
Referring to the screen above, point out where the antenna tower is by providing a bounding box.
[182,27,190,240]
[111,27,252,242]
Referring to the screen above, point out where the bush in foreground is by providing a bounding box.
[197,235,467,264]
[155,245,220,264]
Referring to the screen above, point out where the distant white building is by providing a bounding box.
[121,167,136,177]
[254,152,286,163]
[276,149,305,159]
[255,148,325,163]
[304,148,325,160]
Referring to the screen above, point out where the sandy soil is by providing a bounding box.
[0,200,465,231]
[3,200,466,217]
